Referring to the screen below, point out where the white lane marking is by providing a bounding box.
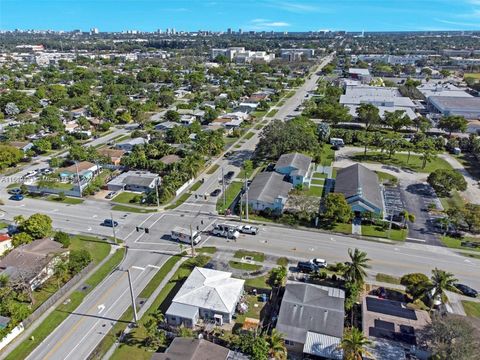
[97,304,105,314]
[394,248,399,251]
[87,227,92,231]
[464,259,471,263]
[147,264,161,269]
[132,266,146,271]
[407,237,426,242]
[92,214,98,218]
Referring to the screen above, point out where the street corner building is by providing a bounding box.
[165,267,244,328]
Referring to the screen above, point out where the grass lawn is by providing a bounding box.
[234,294,266,326]
[165,192,191,210]
[361,224,407,241]
[234,249,265,262]
[352,152,453,173]
[462,301,480,318]
[6,182,20,189]
[312,172,327,178]
[332,222,352,234]
[311,178,325,185]
[112,191,141,205]
[266,109,278,117]
[111,205,157,213]
[46,182,75,191]
[285,90,296,98]
[251,110,267,118]
[216,181,243,213]
[46,195,84,204]
[464,73,480,80]
[206,164,220,174]
[440,236,480,252]
[305,185,323,197]
[244,131,255,140]
[109,255,210,360]
[196,246,217,254]
[6,247,124,360]
[376,273,401,285]
[254,124,263,130]
[229,261,262,271]
[319,144,335,166]
[277,257,289,266]
[440,191,465,211]
[244,275,272,290]
[0,221,8,229]
[190,180,202,192]
[375,171,398,185]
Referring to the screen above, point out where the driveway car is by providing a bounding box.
[455,284,478,298]
[224,171,235,181]
[211,189,221,197]
[106,191,117,199]
[8,188,22,195]
[9,194,24,201]
[239,225,258,235]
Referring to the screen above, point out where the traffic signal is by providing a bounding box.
[136,226,140,232]
[145,228,149,234]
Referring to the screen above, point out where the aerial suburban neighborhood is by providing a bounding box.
[0,1,480,360]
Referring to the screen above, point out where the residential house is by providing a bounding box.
[107,170,159,193]
[150,338,235,360]
[155,121,179,131]
[9,141,34,153]
[115,137,148,152]
[274,152,313,187]
[334,163,384,216]
[0,238,69,290]
[247,172,293,214]
[165,267,244,328]
[0,234,13,256]
[276,281,345,359]
[179,114,196,126]
[159,154,181,165]
[59,161,99,182]
[98,148,125,167]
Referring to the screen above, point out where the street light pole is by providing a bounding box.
[189,224,196,258]
[110,212,117,244]
[245,174,249,221]
[222,167,226,207]
[127,269,138,324]
[155,178,160,211]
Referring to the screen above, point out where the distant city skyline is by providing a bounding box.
[1,0,480,32]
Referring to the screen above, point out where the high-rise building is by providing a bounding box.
[238,28,242,34]
[227,28,232,35]
[90,27,99,34]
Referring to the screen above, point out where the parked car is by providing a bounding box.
[211,224,240,239]
[8,188,22,195]
[455,284,478,298]
[224,171,235,181]
[9,194,24,201]
[309,258,328,268]
[102,219,118,227]
[376,287,387,299]
[297,261,317,273]
[211,189,221,197]
[239,225,259,235]
[41,168,53,175]
[106,191,117,199]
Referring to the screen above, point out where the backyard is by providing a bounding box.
[352,152,453,173]
[361,224,407,241]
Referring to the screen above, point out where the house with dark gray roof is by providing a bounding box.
[274,152,313,187]
[334,163,384,216]
[247,172,292,214]
[107,170,159,193]
[150,338,238,360]
[276,281,345,359]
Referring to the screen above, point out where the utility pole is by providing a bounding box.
[155,178,160,211]
[245,173,249,221]
[222,167,226,207]
[74,161,82,198]
[189,224,196,258]
[127,269,138,325]
[387,212,393,239]
[111,212,117,244]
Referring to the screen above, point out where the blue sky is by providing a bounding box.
[1,0,480,32]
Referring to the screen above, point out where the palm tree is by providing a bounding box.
[339,327,373,360]
[422,268,458,308]
[267,329,287,360]
[344,248,371,285]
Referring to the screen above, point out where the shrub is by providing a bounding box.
[53,231,70,248]
[68,249,92,274]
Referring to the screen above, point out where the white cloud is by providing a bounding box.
[244,18,290,30]
[435,18,480,28]
[268,1,323,13]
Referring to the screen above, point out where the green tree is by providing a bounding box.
[343,248,370,285]
[54,260,70,289]
[53,231,71,248]
[165,110,180,122]
[33,138,52,154]
[384,110,413,132]
[401,273,430,300]
[427,169,467,197]
[339,327,373,360]
[143,311,166,350]
[18,213,53,239]
[421,268,457,307]
[68,249,92,274]
[268,266,287,287]
[356,103,380,155]
[267,329,287,360]
[0,145,23,170]
[12,232,33,247]
[321,193,352,224]
[438,115,468,136]
[413,116,432,133]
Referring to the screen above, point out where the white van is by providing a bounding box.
[171,226,202,245]
[330,138,345,147]
[212,224,240,240]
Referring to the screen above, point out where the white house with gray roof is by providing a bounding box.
[276,281,345,359]
[247,172,293,214]
[165,267,244,328]
[274,152,313,187]
[107,170,159,193]
[115,137,148,152]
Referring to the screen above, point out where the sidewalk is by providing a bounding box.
[101,256,188,360]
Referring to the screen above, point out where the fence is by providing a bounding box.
[22,262,95,328]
